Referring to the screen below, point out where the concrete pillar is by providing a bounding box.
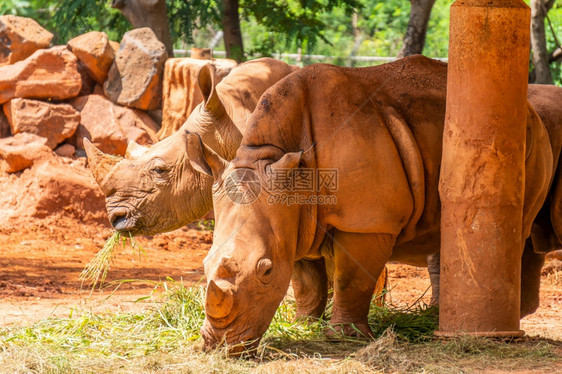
[438,0,530,336]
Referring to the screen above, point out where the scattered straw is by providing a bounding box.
[79,231,144,289]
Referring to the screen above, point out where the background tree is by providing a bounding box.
[397,0,437,58]
[220,0,244,62]
[111,0,174,56]
[531,0,558,83]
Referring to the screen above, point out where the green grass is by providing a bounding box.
[80,232,144,290]
[1,281,560,373]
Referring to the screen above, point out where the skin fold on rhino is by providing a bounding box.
[187,55,558,354]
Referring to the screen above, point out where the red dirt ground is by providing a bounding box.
[0,216,560,342]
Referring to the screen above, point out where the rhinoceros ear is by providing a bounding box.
[197,63,225,116]
[270,151,303,171]
[185,131,227,178]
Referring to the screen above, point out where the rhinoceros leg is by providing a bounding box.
[521,238,546,318]
[292,258,329,320]
[327,231,395,339]
[426,252,440,306]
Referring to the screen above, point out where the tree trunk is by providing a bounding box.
[397,0,437,58]
[221,0,244,62]
[530,0,555,84]
[551,47,562,63]
[349,11,362,67]
[111,0,174,57]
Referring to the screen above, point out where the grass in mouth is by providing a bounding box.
[79,231,143,289]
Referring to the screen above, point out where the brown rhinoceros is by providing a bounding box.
[186,55,554,353]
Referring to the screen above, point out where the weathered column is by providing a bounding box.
[438,0,530,336]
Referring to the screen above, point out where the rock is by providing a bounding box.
[0,132,53,173]
[92,84,104,95]
[109,40,120,54]
[0,47,82,104]
[0,157,107,225]
[191,48,212,60]
[3,98,80,149]
[76,60,96,96]
[55,143,75,157]
[158,58,236,139]
[104,28,168,111]
[148,109,162,125]
[0,110,10,138]
[0,15,53,66]
[31,159,107,221]
[69,94,159,155]
[67,31,115,84]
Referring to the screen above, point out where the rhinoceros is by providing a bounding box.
[186,55,556,353]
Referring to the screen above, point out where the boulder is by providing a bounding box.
[76,60,96,96]
[92,84,105,95]
[157,57,237,139]
[0,47,82,104]
[54,143,76,158]
[0,132,53,173]
[69,94,159,155]
[0,15,53,66]
[109,40,120,54]
[3,98,80,149]
[190,48,212,60]
[0,110,10,138]
[67,31,115,84]
[104,28,168,111]
[0,157,107,225]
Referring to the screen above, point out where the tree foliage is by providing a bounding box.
[0,0,559,84]
[0,0,130,43]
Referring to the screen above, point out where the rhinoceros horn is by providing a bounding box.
[125,140,149,159]
[206,279,234,319]
[84,138,123,193]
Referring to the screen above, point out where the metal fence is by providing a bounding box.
[173,49,448,66]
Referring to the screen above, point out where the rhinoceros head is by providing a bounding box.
[185,133,305,354]
[85,131,215,235]
[85,63,236,235]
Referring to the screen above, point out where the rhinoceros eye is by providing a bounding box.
[148,159,170,185]
[257,258,273,284]
[153,167,166,175]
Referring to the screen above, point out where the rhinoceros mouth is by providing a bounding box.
[200,318,260,355]
[113,215,137,232]
[108,208,138,233]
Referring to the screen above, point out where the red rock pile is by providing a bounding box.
[0,16,237,227]
[0,17,166,226]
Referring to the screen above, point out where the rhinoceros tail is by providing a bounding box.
[381,106,425,243]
